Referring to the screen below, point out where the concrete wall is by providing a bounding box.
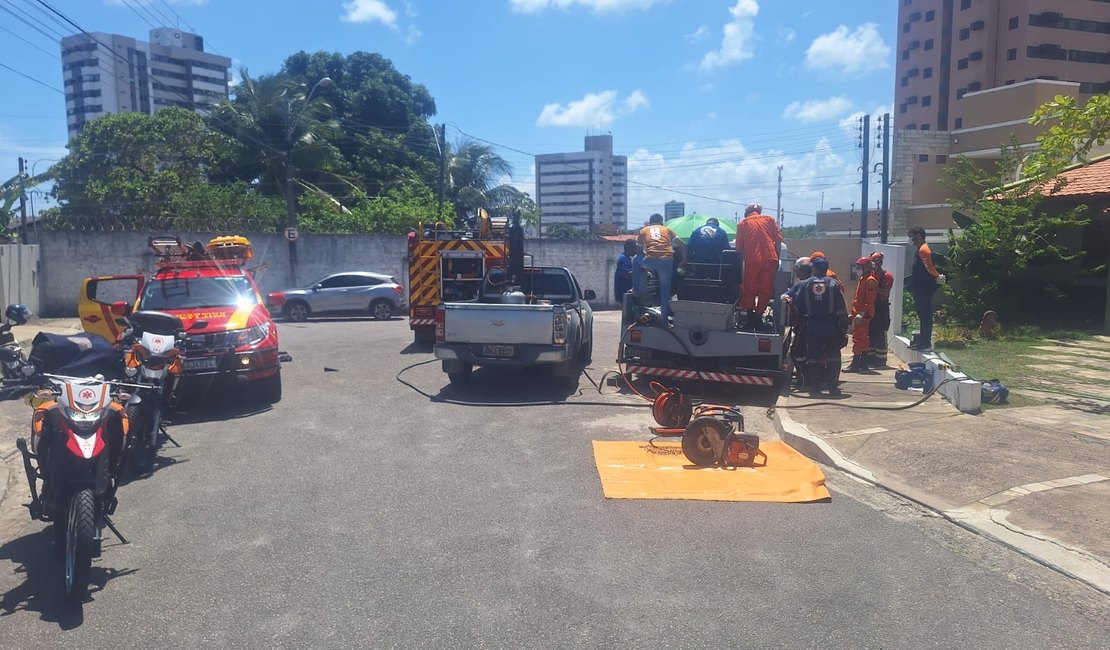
[0,245,41,316]
[37,231,627,317]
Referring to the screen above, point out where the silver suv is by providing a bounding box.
[268,272,407,322]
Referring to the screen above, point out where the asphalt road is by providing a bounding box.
[0,312,1106,648]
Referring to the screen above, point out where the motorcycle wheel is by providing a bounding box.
[126,404,155,474]
[64,489,96,602]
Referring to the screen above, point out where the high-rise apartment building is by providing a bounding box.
[535,135,628,234]
[896,0,1109,132]
[664,200,685,220]
[886,0,1110,239]
[62,28,231,138]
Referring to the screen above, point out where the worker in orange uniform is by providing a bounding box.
[845,256,878,372]
[867,251,894,367]
[735,203,782,328]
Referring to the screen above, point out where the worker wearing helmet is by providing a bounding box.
[809,250,845,295]
[846,257,878,372]
[782,257,813,389]
[868,251,894,366]
[794,255,849,396]
[735,203,783,327]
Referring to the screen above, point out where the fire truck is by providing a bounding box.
[407,213,508,343]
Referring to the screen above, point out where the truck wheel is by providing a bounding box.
[580,336,593,366]
[284,301,310,322]
[447,364,472,385]
[260,370,283,403]
[370,299,393,321]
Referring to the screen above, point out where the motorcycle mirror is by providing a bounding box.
[110,301,131,317]
[189,320,208,331]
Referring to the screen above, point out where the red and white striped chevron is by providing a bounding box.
[625,365,775,386]
[410,318,435,326]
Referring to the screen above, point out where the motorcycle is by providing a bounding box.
[13,372,136,601]
[118,311,188,473]
[0,304,32,381]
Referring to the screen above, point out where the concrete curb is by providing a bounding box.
[772,391,1110,596]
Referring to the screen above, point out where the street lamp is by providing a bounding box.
[284,77,333,285]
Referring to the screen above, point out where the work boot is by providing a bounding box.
[805,364,822,396]
[859,355,870,371]
[826,363,843,396]
[845,355,862,372]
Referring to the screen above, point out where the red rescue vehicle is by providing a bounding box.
[78,236,282,401]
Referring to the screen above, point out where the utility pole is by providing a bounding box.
[879,113,891,244]
[284,100,298,286]
[17,157,27,304]
[436,123,446,223]
[776,165,783,228]
[860,114,870,241]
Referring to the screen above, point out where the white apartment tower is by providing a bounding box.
[61,28,231,137]
[535,135,628,233]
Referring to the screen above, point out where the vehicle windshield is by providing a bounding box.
[140,276,259,310]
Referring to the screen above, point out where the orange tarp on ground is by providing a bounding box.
[592,440,831,503]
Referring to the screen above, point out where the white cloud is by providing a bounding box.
[510,0,666,13]
[805,24,891,76]
[623,136,856,228]
[783,96,854,124]
[699,0,759,71]
[341,0,398,25]
[686,25,710,43]
[536,90,648,127]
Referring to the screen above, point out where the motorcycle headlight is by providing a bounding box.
[66,407,103,432]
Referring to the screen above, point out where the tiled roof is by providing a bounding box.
[1044,155,1110,198]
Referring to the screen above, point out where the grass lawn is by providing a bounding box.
[932,325,1104,408]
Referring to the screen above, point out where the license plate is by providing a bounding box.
[184,357,218,371]
[482,344,514,357]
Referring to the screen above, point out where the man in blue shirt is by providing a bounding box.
[686,217,730,264]
[614,240,639,300]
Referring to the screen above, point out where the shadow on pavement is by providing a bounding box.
[0,527,137,629]
[433,366,583,405]
[400,340,433,355]
[169,391,274,425]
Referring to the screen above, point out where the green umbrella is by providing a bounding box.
[664,213,736,241]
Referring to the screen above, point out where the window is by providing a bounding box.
[969,51,983,61]
[922,95,932,107]
[900,104,908,114]
[923,67,933,79]
[902,49,910,60]
[906,124,917,130]
[908,67,920,77]
[921,124,931,131]
[959,28,970,40]
[925,10,935,21]
[936,155,948,164]
[919,154,930,162]
[924,39,934,50]
[957,88,967,99]
[1009,16,1019,29]
[967,81,981,91]
[909,40,921,50]
[960,0,971,9]
[954,117,963,128]
[1007,48,1017,61]
[903,22,911,33]
[910,11,921,21]
[958,58,969,70]
[901,76,909,87]
[970,20,985,30]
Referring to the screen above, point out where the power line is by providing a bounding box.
[118,0,158,28]
[0,21,58,58]
[0,60,62,93]
[0,2,64,41]
[17,0,71,35]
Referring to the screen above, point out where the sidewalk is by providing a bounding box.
[773,337,1110,596]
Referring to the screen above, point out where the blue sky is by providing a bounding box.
[0,0,897,227]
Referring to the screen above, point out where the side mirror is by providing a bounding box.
[110,301,131,317]
[189,320,208,331]
[583,289,597,301]
[312,285,321,292]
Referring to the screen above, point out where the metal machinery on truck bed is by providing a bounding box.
[406,212,507,344]
[618,245,795,387]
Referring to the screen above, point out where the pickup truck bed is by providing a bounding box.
[433,267,595,385]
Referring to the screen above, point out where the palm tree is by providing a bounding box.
[208,69,354,204]
[445,138,512,224]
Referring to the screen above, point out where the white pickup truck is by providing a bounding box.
[433,266,595,385]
